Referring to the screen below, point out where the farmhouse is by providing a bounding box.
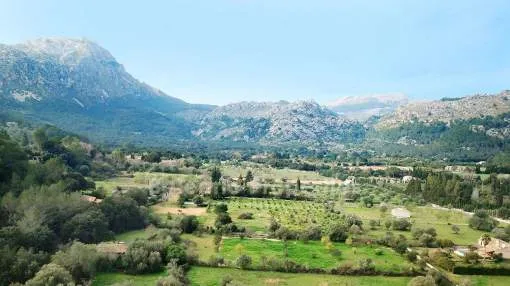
[391,207,411,219]
[476,237,510,259]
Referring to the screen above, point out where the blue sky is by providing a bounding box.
[1,0,509,105]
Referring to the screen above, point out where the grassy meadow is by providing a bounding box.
[187,266,413,286]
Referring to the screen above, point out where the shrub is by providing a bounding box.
[166,244,187,265]
[430,252,455,272]
[180,215,199,233]
[394,241,408,254]
[407,250,418,262]
[238,212,254,220]
[357,258,375,273]
[51,241,99,283]
[374,248,384,256]
[236,254,252,269]
[192,196,205,207]
[208,255,225,266]
[215,213,233,229]
[437,239,454,248]
[329,224,349,242]
[392,218,412,231]
[121,240,167,274]
[349,225,362,235]
[407,275,436,286]
[344,214,363,228]
[369,219,379,230]
[214,203,228,214]
[300,225,322,241]
[25,263,74,286]
[463,251,480,264]
[157,262,187,286]
[469,210,498,232]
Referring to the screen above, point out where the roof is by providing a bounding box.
[477,237,510,259]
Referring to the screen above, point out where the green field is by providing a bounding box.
[92,271,167,286]
[219,237,413,272]
[188,266,413,286]
[465,276,510,286]
[114,227,158,244]
[198,197,493,246]
[95,176,148,195]
[95,172,201,195]
[221,163,334,182]
[341,203,499,245]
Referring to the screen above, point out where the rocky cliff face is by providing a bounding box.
[0,38,190,107]
[2,37,509,150]
[0,38,365,148]
[194,101,365,145]
[377,91,510,129]
[0,38,211,145]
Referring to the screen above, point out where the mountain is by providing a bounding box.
[0,37,364,149]
[194,101,365,146]
[376,91,510,129]
[327,93,408,121]
[0,38,212,147]
[367,91,510,161]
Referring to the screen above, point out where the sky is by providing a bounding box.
[1,0,510,105]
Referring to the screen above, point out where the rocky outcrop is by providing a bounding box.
[377,91,510,129]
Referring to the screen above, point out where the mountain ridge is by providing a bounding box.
[2,37,510,153]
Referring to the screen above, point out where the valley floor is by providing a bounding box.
[92,267,510,286]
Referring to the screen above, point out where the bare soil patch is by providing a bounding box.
[152,205,207,216]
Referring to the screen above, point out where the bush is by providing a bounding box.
[214,203,228,214]
[430,252,455,272]
[166,244,187,265]
[236,254,252,269]
[406,250,418,262]
[357,258,375,273]
[238,212,254,220]
[215,213,233,229]
[329,224,349,242]
[180,216,199,233]
[157,262,188,286]
[300,225,322,241]
[374,248,384,256]
[25,263,74,286]
[407,275,436,286]
[51,241,99,283]
[190,195,202,206]
[392,218,412,231]
[469,210,498,232]
[463,251,480,264]
[437,239,454,248]
[122,240,167,274]
[208,255,225,266]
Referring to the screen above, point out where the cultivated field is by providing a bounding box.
[187,266,413,286]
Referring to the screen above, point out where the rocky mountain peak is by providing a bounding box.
[15,37,115,66]
[377,91,510,129]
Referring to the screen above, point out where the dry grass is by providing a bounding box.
[152,205,207,216]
